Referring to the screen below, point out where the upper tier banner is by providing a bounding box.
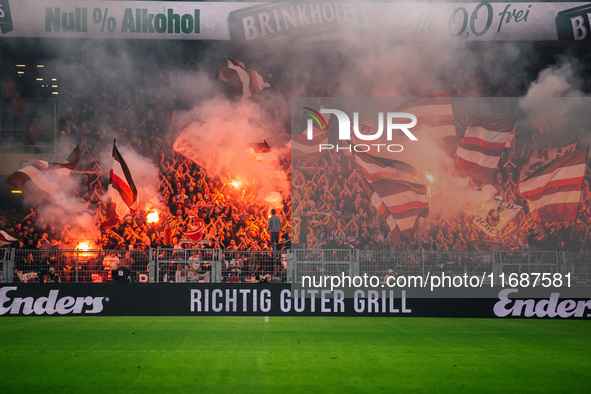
[1,1,591,41]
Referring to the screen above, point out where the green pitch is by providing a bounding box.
[0,317,589,393]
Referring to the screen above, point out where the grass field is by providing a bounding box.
[0,317,589,393]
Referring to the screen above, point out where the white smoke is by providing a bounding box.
[6,5,590,245]
[172,97,290,210]
[526,59,585,98]
[520,58,591,148]
[99,144,167,218]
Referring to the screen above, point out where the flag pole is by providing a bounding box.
[101,139,118,228]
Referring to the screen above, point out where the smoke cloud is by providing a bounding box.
[5,2,590,244]
[173,96,290,209]
[520,57,591,149]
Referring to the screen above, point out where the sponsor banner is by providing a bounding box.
[227,2,363,41]
[1,0,253,40]
[1,1,591,41]
[555,3,591,40]
[0,0,13,34]
[1,284,590,318]
[364,1,586,41]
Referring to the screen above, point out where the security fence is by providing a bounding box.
[0,248,9,283]
[566,253,591,285]
[290,249,358,283]
[358,250,494,279]
[2,248,591,285]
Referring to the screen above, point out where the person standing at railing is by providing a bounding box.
[175,263,188,283]
[27,116,42,146]
[102,251,119,281]
[267,209,282,251]
[46,267,60,283]
[527,229,539,251]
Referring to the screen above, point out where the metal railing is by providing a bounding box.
[2,248,591,285]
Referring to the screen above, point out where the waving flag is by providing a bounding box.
[360,179,402,244]
[349,95,451,241]
[292,126,328,162]
[368,178,428,239]
[396,93,457,153]
[518,148,588,222]
[183,217,206,242]
[219,59,270,100]
[473,197,523,237]
[5,146,81,194]
[351,93,457,160]
[353,152,417,183]
[456,116,516,184]
[360,177,428,242]
[0,230,19,247]
[355,154,427,242]
[519,141,580,183]
[102,141,138,227]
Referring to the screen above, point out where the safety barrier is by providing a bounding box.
[2,248,590,285]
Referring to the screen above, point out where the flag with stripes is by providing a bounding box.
[353,151,417,183]
[518,148,588,222]
[218,59,270,100]
[360,179,401,243]
[354,153,427,241]
[0,230,19,247]
[351,93,457,159]
[519,141,580,183]
[396,93,457,152]
[291,126,328,162]
[102,141,138,227]
[349,95,450,241]
[456,116,516,184]
[368,178,429,240]
[5,146,81,194]
[360,177,428,242]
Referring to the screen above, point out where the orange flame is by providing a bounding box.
[76,242,90,251]
[147,210,160,224]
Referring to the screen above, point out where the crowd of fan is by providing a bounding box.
[3,72,290,246]
[2,46,591,270]
[292,133,591,254]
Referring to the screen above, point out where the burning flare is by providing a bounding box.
[76,242,90,251]
[147,210,160,224]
